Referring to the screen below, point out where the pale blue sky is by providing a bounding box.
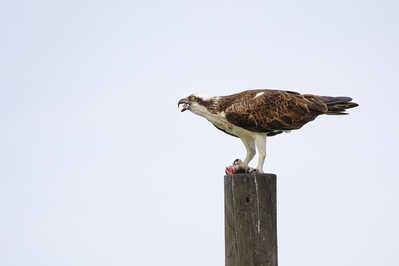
[1,1,398,265]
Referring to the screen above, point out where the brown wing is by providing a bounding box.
[224,90,328,133]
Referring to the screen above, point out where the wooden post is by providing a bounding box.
[225,173,277,266]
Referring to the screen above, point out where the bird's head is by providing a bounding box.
[178,94,219,117]
[178,94,204,113]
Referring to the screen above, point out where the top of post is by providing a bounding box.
[225,173,276,178]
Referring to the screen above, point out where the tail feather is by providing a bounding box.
[320,96,359,115]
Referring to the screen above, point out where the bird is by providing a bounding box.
[178,89,358,173]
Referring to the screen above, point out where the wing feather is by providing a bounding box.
[224,90,328,133]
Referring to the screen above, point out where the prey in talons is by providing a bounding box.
[225,159,258,175]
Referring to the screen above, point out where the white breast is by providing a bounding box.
[190,105,254,137]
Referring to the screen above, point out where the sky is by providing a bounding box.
[1,0,399,265]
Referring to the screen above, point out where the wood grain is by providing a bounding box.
[225,173,277,266]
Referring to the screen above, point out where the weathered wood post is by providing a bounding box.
[225,173,277,266]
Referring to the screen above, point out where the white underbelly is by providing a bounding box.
[207,116,253,137]
[190,106,263,138]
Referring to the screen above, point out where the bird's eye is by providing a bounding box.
[189,96,196,101]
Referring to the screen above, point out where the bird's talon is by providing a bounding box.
[226,159,251,174]
[248,168,258,174]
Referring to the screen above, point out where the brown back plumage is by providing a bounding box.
[211,89,358,136]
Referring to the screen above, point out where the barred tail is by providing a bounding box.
[320,96,359,115]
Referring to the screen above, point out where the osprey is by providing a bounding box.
[178,89,358,173]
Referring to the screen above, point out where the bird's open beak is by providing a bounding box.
[178,98,191,112]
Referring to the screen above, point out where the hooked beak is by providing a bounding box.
[178,98,191,112]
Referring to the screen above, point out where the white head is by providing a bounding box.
[177,94,219,116]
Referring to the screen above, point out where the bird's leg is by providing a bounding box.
[226,137,256,174]
[241,136,256,167]
[254,134,267,173]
